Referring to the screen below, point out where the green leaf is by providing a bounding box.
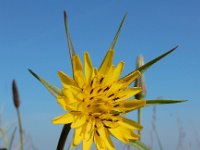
[129,140,150,150]
[137,46,178,73]
[64,11,76,61]
[29,69,62,98]
[146,99,187,106]
[110,13,127,50]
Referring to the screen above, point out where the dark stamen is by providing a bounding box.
[90,89,94,94]
[90,80,94,87]
[97,88,102,93]
[113,114,119,116]
[96,130,100,136]
[103,87,110,92]
[113,97,120,101]
[107,119,113,122]
[99,77,104,84]
[108,93,114,98]
[82,98,85,102]
[114,104,119,107]
[89,97,94,100]
[104,125,111,128]
[87,104,91,108]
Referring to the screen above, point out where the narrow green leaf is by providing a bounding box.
[64,11,76,61]
[110,13,127,50]
[29,69,62,98]
[129,140,150,150]
[137,46,178,73]
[146,99,187,106]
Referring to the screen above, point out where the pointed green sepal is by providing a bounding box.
[146,99,187,106]
[137,46,178,73]
[120,46,178,81]
[110,13,127,50]
[129,140,150,150]
[29,69,62,98]
[64,11,76,61]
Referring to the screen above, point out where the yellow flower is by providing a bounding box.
[53,49,146,150]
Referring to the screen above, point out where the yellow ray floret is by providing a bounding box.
[53,50,146,150]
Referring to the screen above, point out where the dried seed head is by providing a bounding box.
[135,55,147,99]
[12,80,20,108]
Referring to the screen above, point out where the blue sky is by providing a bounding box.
[0,0,200,149]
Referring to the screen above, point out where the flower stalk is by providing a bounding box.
[134,55,146,140]
[12,80,24,150]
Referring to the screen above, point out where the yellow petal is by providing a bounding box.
[119,70,141,86]
[83,119,95,140]
[98,49,114,75]
[109,125,139,143]
[62,86,83,101]
[98,127,115,150]
[113,100,145,112]
[119,118,142,130]
[108,87,142,101]
[111,61,124,82]
[72,55,85,88]
[102,62,124,85]
[57,96,76,111]
[94,131,105,150]
[83,130,94,150]
[73,127,83,146]
[71,114,87,128]
[58,71,77,87]
[52,112,74,124]
[84,52,94,83]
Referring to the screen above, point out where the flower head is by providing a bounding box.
[53,48,145,149]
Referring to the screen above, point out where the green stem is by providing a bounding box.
[56,124,71,150]
[137,108,142,140]
[16,108,23,150]
[8,127,17,150]
[154,129,163,150]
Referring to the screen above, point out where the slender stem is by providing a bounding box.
[8,127,17,150]
[154,129,164,150]
[16,108,23,150]
[56,124,71,150]
[137,108,142,140]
